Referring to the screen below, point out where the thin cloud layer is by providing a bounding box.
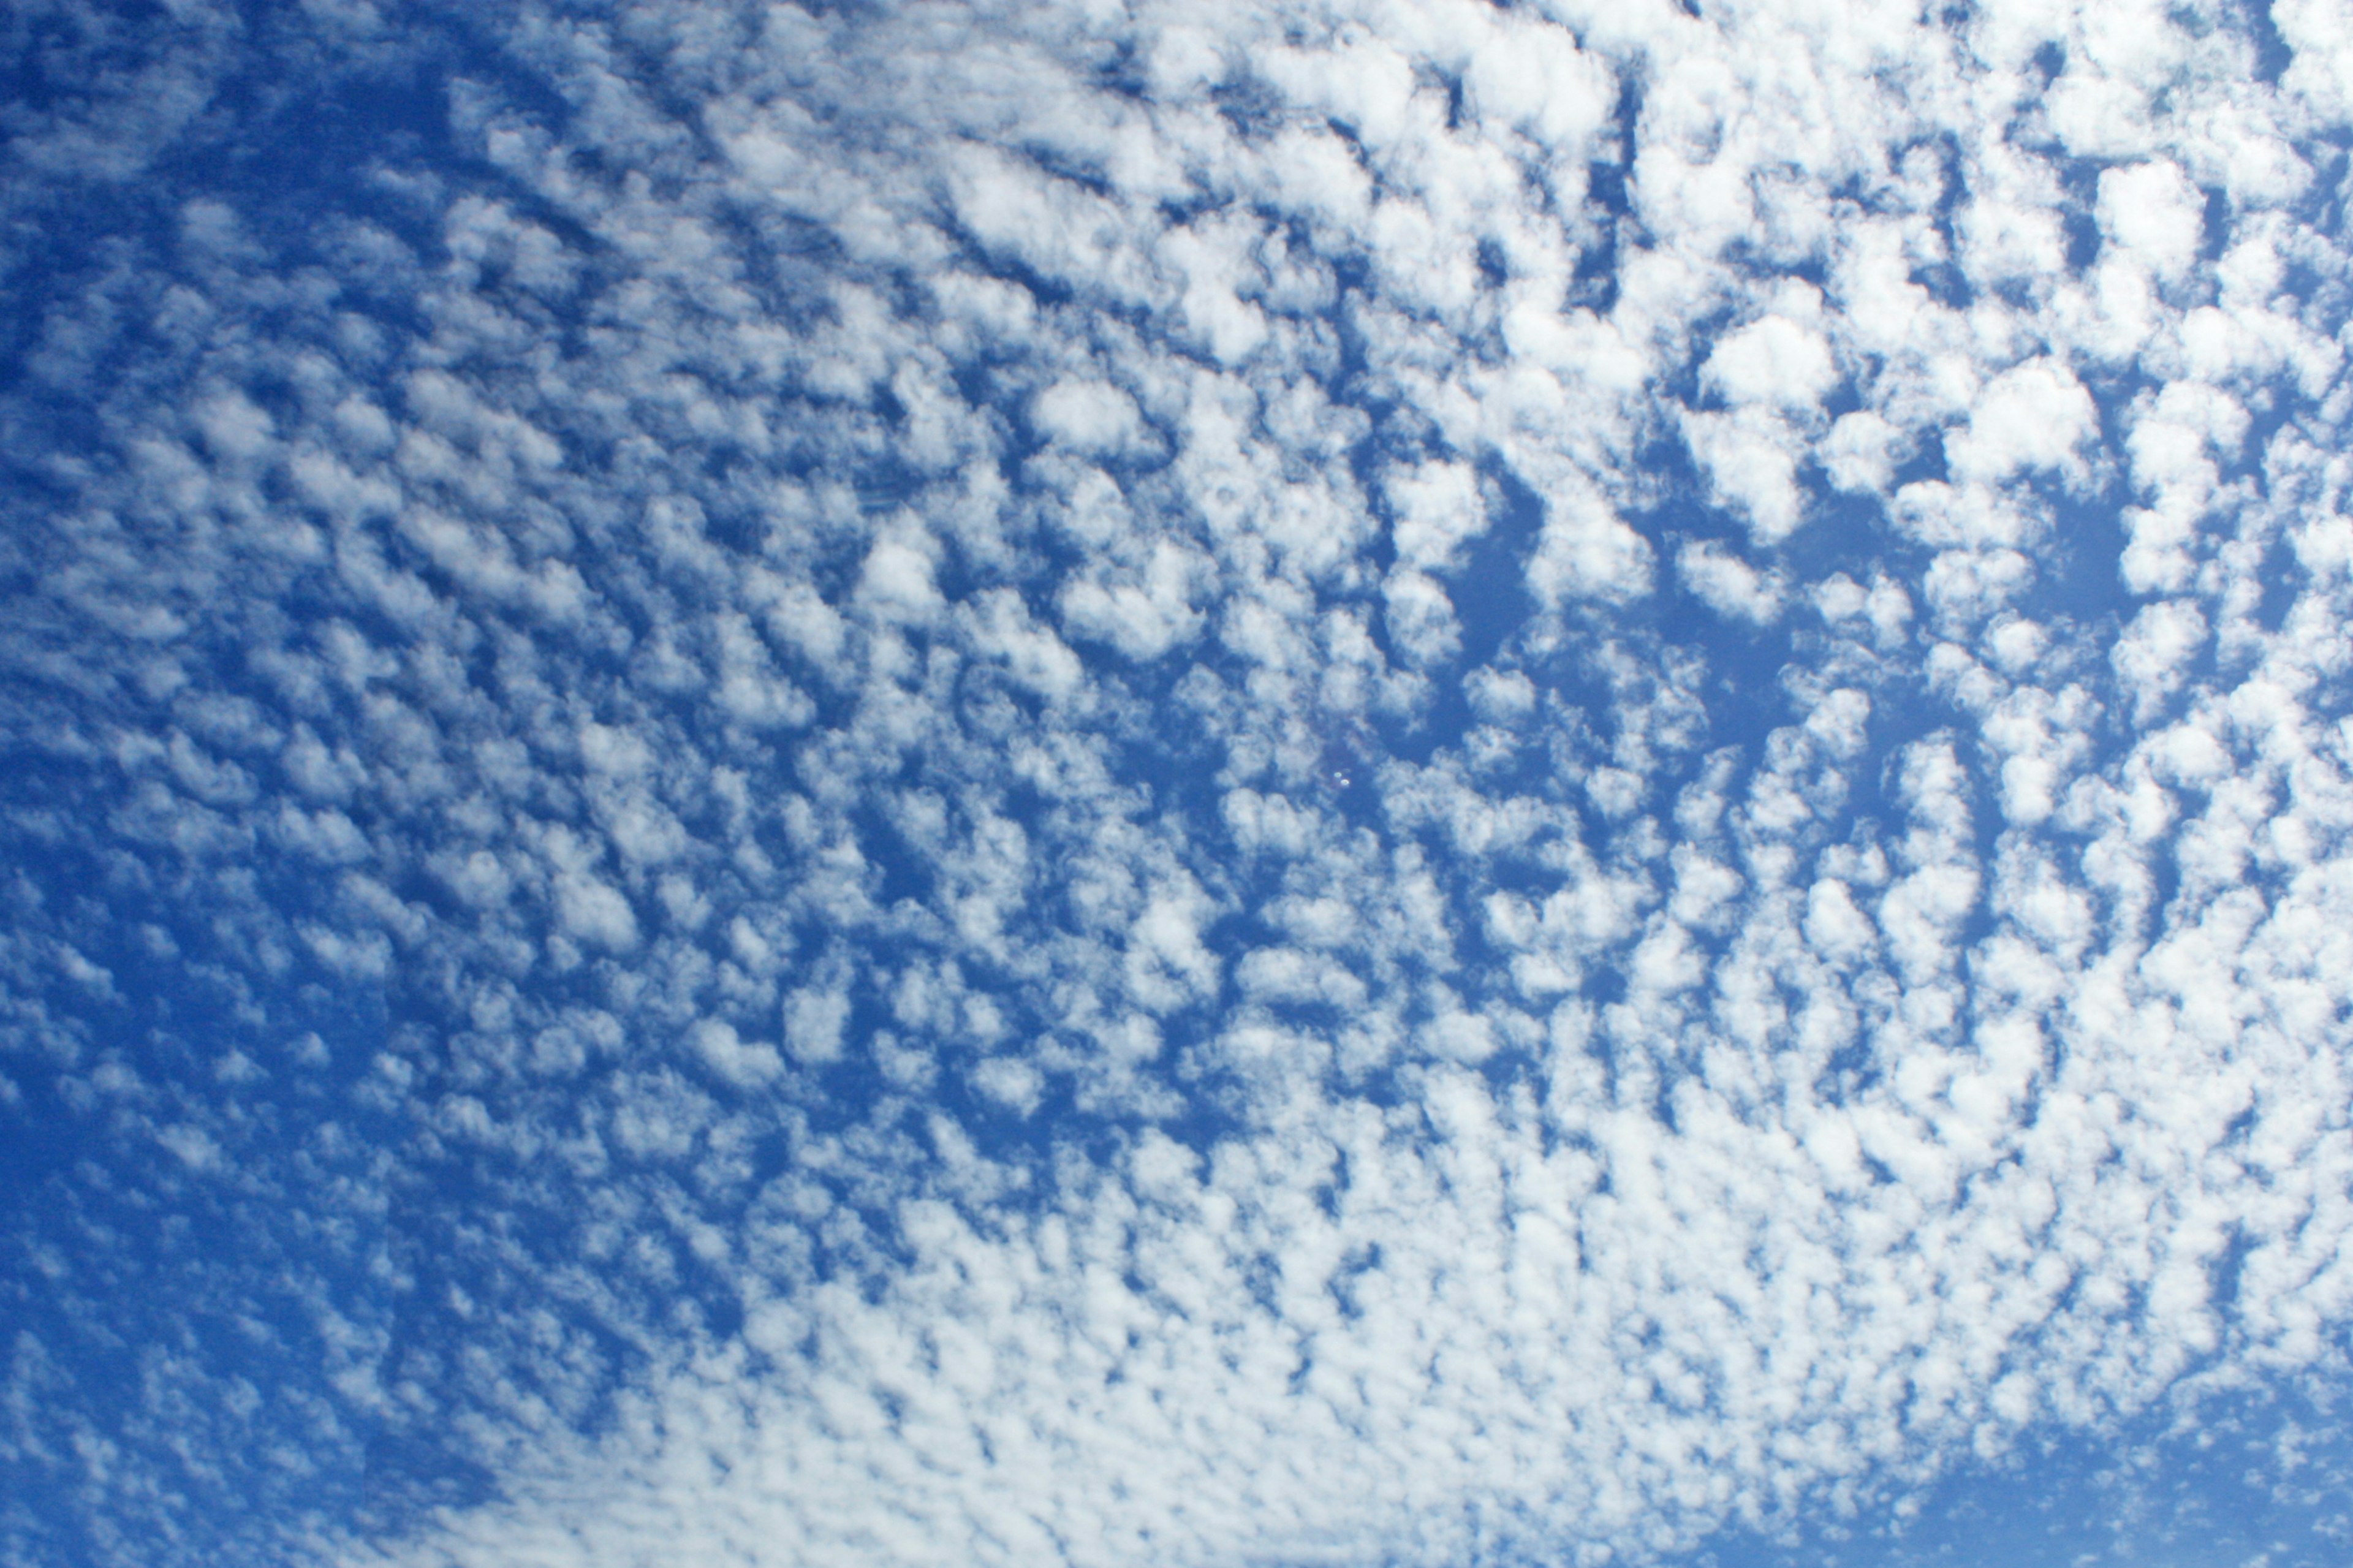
[3,1,2352,1565]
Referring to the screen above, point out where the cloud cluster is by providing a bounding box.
[4,0,2353,1565]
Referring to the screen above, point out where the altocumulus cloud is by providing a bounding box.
[5,0,2353,1565]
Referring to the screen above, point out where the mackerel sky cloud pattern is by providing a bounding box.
[6,1,2353,1564]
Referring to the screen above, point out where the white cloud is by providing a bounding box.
[2277,0,2353,119]
[2112,599,2210,723]
[784,984,851,1066]
[1683,407,1809,543]
[857,536,947,625]
[964,589,1085,700]
[1382,567,1462,667]
[1526,482,1653,606]
[1466,20,1614,146]
[1703,309,1837,411]
[1677,539,1786,624]
[1818,408,1904,495]
[1944,358,2097,487]
[969,1055,1044,1115]
[692,1018,782,1086]
[544,828,640,953]
[1385,459,1487,573]
[1033,378,1148,456]
[2097,160,2205,282]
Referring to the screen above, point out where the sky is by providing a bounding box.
[4,0,2353,1564]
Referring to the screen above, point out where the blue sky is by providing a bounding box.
[6,1,2353,1564]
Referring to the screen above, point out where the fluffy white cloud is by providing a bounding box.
[1677,540,1786,624]
[1703,308,1838,411]
[1033,379,1150,457]
[1385,460,1487,573]
[1526,482,1654,606]
[1684,407,1809,542]
[1944,359,2097,487]
[2097,159,2205,281]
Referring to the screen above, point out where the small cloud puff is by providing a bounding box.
[692,1019,782,1086]
[1526,483,1652,605]
[2097,160,2205,282]
[1033,379,1148,456]
[857,536,946,624]
[1945,359,2096,487]
[1677,539,1786,624]
[1385,460,1487,572]
[1702,312,1837,411]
